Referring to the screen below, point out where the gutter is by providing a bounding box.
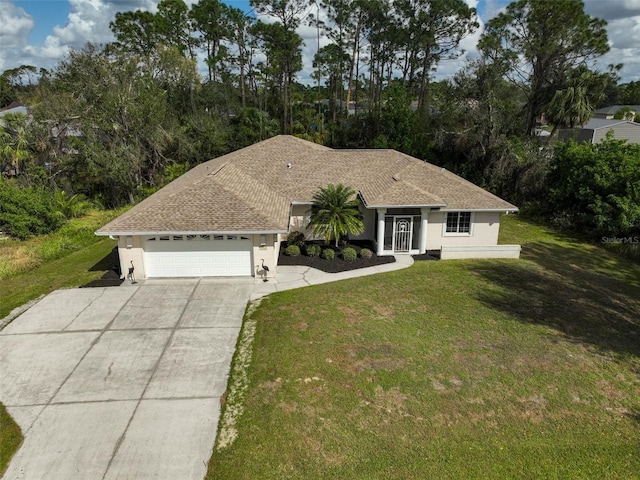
[95,229,288,237]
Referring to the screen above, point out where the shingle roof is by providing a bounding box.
[594,105,640,115]
[98,135,517,234]
[583,118,639,130]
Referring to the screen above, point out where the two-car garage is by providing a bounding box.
[143,234,253,277]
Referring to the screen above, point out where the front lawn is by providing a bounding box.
[208,215,640,479]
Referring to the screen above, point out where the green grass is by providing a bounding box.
[208,215,640,479]
[0,210,119,319]
[0,403,22,477]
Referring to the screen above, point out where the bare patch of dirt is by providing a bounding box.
[337,306,365,324]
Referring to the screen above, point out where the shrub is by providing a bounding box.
[305,244,321,257]
[0,182,63,239]
[321,248,335,260]
[53,190,94,220]
[287,231,305,247]
[360,247,373,259]
[284,244,301,256]
[342,247,357,262]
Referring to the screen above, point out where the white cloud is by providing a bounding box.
[584,0,640,82]
[0,1,34,70]
[1,0,638,87]
[0,1,34,46]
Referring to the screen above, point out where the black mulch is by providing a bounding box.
[411,251,441,261]
[81,269,124,288]
[278,241,396,273]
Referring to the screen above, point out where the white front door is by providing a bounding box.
[393,217,413,253]
[144,234,253,277]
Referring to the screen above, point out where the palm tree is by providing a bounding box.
[0,112,30,175]
[546,66,610,139]
[308,183,364,247]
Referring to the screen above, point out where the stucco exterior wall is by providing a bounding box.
[117,235,146,280]
[289,204,316,240]
[252,233,278,278]
[353,207,376,241]
[441,245,521,259]
[426,211,501,250]
[289,203,376,242]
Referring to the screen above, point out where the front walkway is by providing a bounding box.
[251,255,414,300]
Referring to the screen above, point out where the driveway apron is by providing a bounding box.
[0,278,252,480]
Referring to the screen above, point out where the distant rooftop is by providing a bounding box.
[594,105,640,115]
[583,118,638,129]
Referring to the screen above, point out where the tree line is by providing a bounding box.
[0,0,638,250]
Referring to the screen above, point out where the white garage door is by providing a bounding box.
[144,234,253,277]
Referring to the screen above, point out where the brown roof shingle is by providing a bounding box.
[98,135,517,234]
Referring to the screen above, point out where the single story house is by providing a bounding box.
[97,136,520,279]
[559,118,640,144]
[593,105,640,120]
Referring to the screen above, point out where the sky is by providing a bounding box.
[1,0,639,85]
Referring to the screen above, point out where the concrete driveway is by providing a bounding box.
[0,278,252,480]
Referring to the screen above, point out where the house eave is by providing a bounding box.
[439,208,519,213]
[96,229,288,237]
[364,203,448,209]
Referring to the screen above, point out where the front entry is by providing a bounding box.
[377,208,427,256]
[393,217,413,253]
[383,215,419,254]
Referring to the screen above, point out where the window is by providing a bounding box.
[446,212,471,234]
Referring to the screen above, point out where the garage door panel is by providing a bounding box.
[144,237,252,277]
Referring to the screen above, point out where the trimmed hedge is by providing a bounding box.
[342,247,357,262]
[287,231,305,247]
[284,244,301,256]
[305,244,321,257]
[321,248,335,260]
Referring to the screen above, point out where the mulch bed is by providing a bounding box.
[411,251,441,261]
[278,241,396,273]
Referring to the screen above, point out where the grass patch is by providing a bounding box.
[209,215,640,479]
[0,209,122,319]
[0,209,122,280]
[0,403,22,477]
[0,237,117,319]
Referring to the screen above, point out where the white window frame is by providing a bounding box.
[443,211,474,236]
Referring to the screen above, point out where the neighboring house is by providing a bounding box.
[0,102,28,127]
[97,136,520,279]
[593,105,640,120]
[559,118,640,144]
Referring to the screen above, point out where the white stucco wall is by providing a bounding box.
[289,203,376,242]
[252,233,278,278]
[117,235,146,279]
[427,211,501,250]
[352,207,376,241]
[440,245,521,259]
